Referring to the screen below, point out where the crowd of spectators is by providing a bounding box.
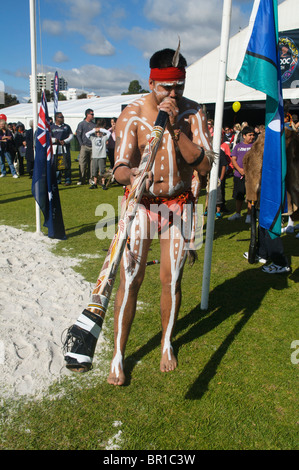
[0,111,117,190]
[1,108,298,274]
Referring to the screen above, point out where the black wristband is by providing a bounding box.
[112,163,130,175]
[190,147,205,167]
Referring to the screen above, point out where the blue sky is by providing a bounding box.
[1,0,284,102]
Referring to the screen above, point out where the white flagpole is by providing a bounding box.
[201,0,232,310]
[29,0,41,233]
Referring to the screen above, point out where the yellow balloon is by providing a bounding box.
[232,101,241,113]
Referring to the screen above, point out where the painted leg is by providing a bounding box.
[159,222,187,373]
[107,207,151,386]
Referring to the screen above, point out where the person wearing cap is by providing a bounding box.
[0,118,18,178]
[107,47,213,386]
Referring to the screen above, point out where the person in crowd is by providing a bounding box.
[242,129,292,273]
[14,123,26,175]
[85,121,111,190]
[107,118,117,169]
[236,121,249,144]
[0,118,18,178]
[228,126,255,222]
[291,114,299,131]
[231,123,242,148]
[207,119,214,139]
[216,148,228,218]
[220,140,232,212]
[76,109,95,185]
[254,124,262,141]
[51,112,74,185]
[223,126,233,144]
[24,120,34,178]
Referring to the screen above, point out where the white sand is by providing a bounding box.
[0,225,110,401]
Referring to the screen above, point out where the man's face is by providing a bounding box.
[243,132,255,144]
[149,79,185,105]
[86,112,94,122]
[56,114,64,124]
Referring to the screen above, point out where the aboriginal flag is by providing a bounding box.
[32,90,66,240]
[236,0,287,238]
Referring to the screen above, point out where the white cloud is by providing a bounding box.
[40,64,144,96]
[53,51,70,63]
[43,0,114,57]
[43,19,64,36]
[65,21,115,56]
[112,0,250,66]
[65,0,102,23]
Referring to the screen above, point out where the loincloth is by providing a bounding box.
[124,187,195,235]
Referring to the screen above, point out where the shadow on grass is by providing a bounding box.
[66,215,118,239]
[124,265,290,395]
[182,267,289,400]
[0,192,34,205]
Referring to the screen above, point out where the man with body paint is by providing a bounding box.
[108,48,213,386]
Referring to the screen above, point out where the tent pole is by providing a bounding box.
[201,0,232,310]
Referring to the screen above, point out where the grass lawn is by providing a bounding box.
[0,153,298,450]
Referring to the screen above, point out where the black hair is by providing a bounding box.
[85,108,94,117]
[96,118,106,127]
[149,48,187,69]
[242,126,254,136]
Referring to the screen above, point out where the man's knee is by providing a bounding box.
[120,266,145,293]
[160,270,182,291]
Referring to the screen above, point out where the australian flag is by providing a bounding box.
[32,90,66,240]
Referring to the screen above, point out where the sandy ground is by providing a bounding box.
[0,225,110,401]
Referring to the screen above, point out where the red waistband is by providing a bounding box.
[124,188,194,208]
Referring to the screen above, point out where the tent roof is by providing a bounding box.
[184,0,299,104]
[0,93,149,129]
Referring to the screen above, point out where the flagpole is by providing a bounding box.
[29,0,41,233]
[201,0,232,310]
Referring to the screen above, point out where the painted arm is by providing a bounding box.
[159,98,213,174]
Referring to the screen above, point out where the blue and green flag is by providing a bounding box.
[236,0,287,238]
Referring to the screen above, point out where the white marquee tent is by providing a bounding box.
[0,93,149,131]
[184,0,299,105]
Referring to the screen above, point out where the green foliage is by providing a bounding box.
[0,92,20,109]
[0,158,298,450]
[122,80,149,95]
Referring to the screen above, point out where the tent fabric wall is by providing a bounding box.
[0,93,149,130]
[184,0,299,105]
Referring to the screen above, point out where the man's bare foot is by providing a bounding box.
[160,346,177,373]
[107,370,126,386]
[107,355,126,386]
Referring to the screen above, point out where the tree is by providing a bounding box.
[0,92,20,109]
[37,89,51,102]
[122,80,149,95]
[50,92,67,101]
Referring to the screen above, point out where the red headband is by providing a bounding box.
[150,67,186,82]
